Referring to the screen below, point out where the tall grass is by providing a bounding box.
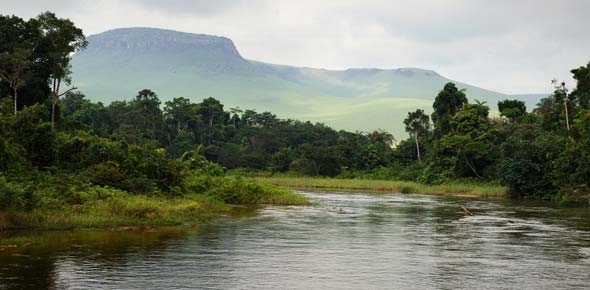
[250,176,508,197]
[201,176,310,205]
[0,174,310,231]
[0,194,232,230]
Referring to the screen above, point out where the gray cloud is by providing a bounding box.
[2,0,589,94]
[131,0,250,16]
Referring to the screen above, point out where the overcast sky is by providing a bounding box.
[3,0,589,94]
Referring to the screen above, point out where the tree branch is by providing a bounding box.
[57,86,77,98]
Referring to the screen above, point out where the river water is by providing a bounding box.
[1,191,590,290]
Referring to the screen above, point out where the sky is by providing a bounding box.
[3,0,589,94]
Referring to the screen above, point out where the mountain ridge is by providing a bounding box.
[71,27,546,137]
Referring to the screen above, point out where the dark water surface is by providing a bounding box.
[1,191,590,290]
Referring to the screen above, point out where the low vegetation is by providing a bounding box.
[249,176,507,198]
[0,171,309,231]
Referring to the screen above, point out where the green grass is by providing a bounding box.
[0,175,311,231]
[249,176,508,198]
[0,194,231,231]
[202,176,311,205]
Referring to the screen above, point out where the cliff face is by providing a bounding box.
[74,27,252,75]
[84,27,242,57]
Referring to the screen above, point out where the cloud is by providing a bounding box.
[131,0,251,17]
[2,0,589,94]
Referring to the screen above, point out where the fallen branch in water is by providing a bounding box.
[461,206,474,216]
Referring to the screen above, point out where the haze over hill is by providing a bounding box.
[71,27,545,137]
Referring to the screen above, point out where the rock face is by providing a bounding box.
[84,27,241,56]
[75,28,251,74]
[71,27,545,137]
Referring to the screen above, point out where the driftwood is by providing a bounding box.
[461,206,474,216]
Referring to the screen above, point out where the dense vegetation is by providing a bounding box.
[396,76,590,204]
[0,12,309,230]
[1,10,589,222]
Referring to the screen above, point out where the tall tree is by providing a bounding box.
[570,61,590,109]
[498,99,526,121]
[1,14,56,108]
[34,11,87,130]
[403,109,430,162]
[197,97,225,144]
[229,107,243,129]
[164,97,199,134]
[0,48,32,114]
[551,79,571,132]
[367,129,395,147]
[431,82,467,136]
[440,102,492,179]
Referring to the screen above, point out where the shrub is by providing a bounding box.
[288,158,319,176]
[85,161,127,187]
[499,129,564,199]
[0,176,35,210]
[76,186,128,202]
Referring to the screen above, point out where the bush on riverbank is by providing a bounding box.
[0,172,309,230]
[0,145,309,230]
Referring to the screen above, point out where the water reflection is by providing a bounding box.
[1,191,589,290]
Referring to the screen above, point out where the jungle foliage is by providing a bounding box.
[1,12,590,209]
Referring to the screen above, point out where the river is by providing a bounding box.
[1,190,590,290]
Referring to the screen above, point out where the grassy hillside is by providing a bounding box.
[71,27,545,137]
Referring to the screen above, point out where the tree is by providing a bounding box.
[441,134,491,179]
[570,61,590,109]
[453,101,490,134]
[403,109,430,162]
[164,97,200,132]
[440,102,492,179]
[119,89,164,144]
[270,146,294,172]
[364,130,395,169]
[229,107,243,129]
[61,91,90,116]
[0,48,32,114]
[431,82,467,136]
[552,109,590,204]
[552,79,570,132]
[34,11,87,130]
[367,129,395,147]
[197,97,225,144]
[499,128,564,198]
[498,99,526,121]
[0,15,38,108]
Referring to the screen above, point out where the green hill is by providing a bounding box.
[71,27,545,137]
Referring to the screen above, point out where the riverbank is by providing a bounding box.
[0,176,310,232]
[249,176,508,198]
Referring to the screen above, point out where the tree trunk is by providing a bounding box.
[13,87,17,115]
[465,157,482,179]
[51,78,61,131]
[51,99,56,130]
[414,133,421,163]
[208,114,213,144]
[564,97,570,132]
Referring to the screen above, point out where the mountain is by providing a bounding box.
[71,27,546,137]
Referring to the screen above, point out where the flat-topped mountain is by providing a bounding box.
[83,28,238,51]
[71,27,544,137]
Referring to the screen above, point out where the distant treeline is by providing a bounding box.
[1,12,589,205]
